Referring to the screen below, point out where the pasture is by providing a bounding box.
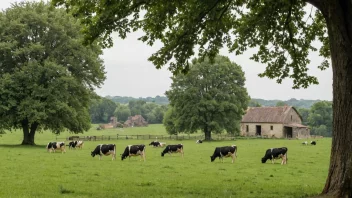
[0,124,331,198]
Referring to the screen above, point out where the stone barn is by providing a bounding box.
[240,106,310,138]
[124,115,148,127]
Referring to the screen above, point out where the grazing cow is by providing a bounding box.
[68,140,84,149]
[121,144,146,161]
[149,141,161,147]
[149,141,166,148]
[196,140,203,144]
[46,142,66,153]
[311,141,316,145]
[161,144,184,157]
[91,144,116,160]
[302,141,308,145]
[261,147,288,165]
[210,145,237,163]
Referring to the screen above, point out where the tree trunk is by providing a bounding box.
[21,119,38,145]
[204,125,212,140]
[320,1,352,197]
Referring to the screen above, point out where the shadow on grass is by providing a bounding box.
[0,144,47,149]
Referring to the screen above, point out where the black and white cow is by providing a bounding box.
[46,142,66,153]
[261,147,288,165]
[149,141,161,147]
[91,144,116,160]
[68,140,84,149]
[161,144,184,157]
[121,145,146,161]
[196,140,203,144]
[302,141,308,145]
[311,141,316,145]
[210,145,237,163]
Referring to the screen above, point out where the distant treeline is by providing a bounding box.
[91,96,332,137]
[105,96,323,109]
[249,98,324,109]
[105,95,169,105]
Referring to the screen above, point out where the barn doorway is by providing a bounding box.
[256,125,262,136]
[284,126,293,138]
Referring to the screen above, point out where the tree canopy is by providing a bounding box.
[164,55,249,140]
[0,2,105,144]
[52,0,328,89]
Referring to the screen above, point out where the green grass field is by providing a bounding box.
[0,124,331,198]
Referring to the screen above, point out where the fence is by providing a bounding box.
[61,134,241,142]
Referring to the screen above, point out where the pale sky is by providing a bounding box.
[1,0,333,101]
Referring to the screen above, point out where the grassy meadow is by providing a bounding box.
[0,124,331,198]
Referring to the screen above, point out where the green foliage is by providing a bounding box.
[276,101,287,107]
[163,107,179,135]
[0,2,105,136]
[248,100,262,107]
[308,101,332,137]
[52,0,329,89]
[165,55,249,138]
[297,108,310,126]
[114,105,131,123]
[106,95,169,105]
[252,98,322,109]
[89,98,117,123]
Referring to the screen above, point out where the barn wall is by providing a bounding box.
[282,108,302,124]
[241,123,284,138]
[293,127,311,138]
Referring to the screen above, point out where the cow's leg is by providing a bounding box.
[99,155,102,160]
[231,153,235,164]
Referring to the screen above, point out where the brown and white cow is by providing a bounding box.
[46,142,66,153]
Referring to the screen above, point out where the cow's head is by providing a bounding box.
[161,152,165,157]
[261,157,268,163]
[210,156,216,162]
[59,142,65,147]
[121,154,128,160]
[91,152,96,157]
[149,141,154,146]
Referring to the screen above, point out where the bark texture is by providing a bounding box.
[320,0,352,197]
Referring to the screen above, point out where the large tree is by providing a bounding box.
[0,2,105,145]
[53,0,352,196]
[165,56,249,140]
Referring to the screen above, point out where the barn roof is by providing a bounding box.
[241,106,302,123]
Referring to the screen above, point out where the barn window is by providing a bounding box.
[270,125,273,130]
[291,115,293,121]
[246,125,249,132]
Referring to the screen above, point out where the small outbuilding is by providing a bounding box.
[240,106,310,138]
